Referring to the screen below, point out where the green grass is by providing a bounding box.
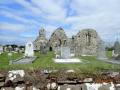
[0,51,120,73]
[106,51,112,59]
[0,52,23,69]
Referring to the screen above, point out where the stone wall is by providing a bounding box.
[34,27,101,55]
[48,27,68,51]
[74,29,101,56]
[0,70,120,90]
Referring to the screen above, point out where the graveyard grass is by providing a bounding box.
[0,51,120,73]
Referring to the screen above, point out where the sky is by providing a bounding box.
[0,0,120,45]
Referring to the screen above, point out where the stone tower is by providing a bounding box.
[39,27,45,38]
[34,27,48,50]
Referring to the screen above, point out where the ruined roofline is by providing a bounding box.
[77,28,97,33]
[54,27,65,33]
[37,27,101,41]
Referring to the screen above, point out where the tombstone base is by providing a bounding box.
[97,57,108,60]
[53,58,82,63]
[11,56,36,64]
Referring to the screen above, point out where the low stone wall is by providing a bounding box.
[0,70,120,90]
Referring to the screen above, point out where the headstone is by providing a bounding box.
[55,46,61,58]
[25,42,34,57]
[21,48,25,52]
[15,47,19,52]
[3,46,8,52]
[61,46,71,59]
[0,45,3,54]
[54,46,81,63]
[112,50,116,57]
[8,52,13,65]
[113,40,120,60]
[114,40,120,55]
[96,42,107,60]
[8,45,13,52]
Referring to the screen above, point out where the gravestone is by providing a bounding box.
[8,52,13,65]
[113,40,120,60]
[61,46,71,59]
[55,46,61,58]
[114,40,120,55]
[54,46,81,63]
[25,42,34,57]
[11,42,36,64]
[96,42,107,60]
[8,45,13,52]
[0,45,3,54]
[112,41,120,60]
[3,46,8,52]
[15,47,19,52]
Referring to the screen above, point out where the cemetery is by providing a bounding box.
[1,0,120,89]
[0,28,120,70]
[0,28,120,90]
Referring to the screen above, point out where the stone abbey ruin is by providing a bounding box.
[34,27,101,56]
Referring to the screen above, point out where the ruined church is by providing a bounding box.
[34,27,101,56]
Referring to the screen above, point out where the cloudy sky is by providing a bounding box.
[0,0,120,45]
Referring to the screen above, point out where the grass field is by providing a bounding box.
[0,51,120,73]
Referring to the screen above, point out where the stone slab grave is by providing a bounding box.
[54,46,82,63]
[11,42,36,64]
[11,57,36,64]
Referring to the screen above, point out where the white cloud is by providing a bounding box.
[1,0,120,44]
[0,10,39,25]
[14,0,42,15]
[0,23,26,32]
[31,0,66,21]
[14,0,67,22]
[63,0,120,42]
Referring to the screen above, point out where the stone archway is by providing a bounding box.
[49,46,53,51]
